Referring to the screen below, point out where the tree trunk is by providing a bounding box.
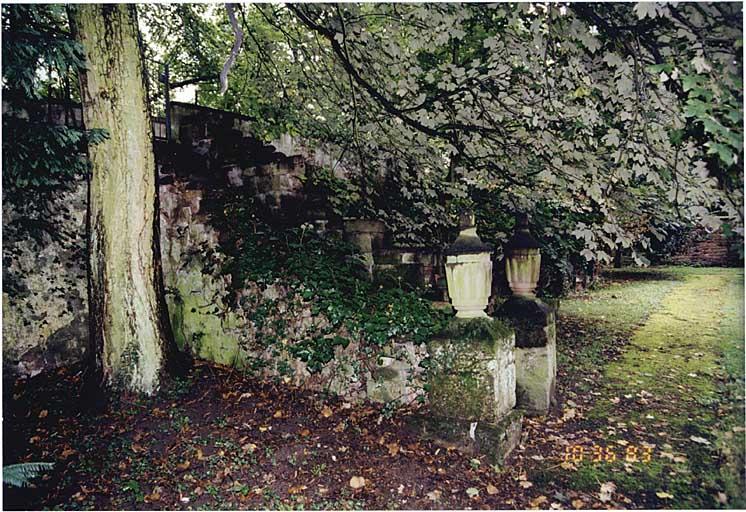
[70,4,185,395]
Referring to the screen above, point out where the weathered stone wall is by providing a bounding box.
[2,101,437,401]
[158,181,427,402]
[2,181,89,377]
[3,177,427,404]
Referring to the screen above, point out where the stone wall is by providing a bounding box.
[2,101,439,403]
[3,179,429,404]
[2,181,89,377]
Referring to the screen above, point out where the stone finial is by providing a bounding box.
[505,213,541,298]
[444,212,494,318]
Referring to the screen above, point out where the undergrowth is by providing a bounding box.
[207,190,448,372]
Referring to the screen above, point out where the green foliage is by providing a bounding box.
[141,3,743,259]
[209,191,448,372]
[1,4,108,195]
[304,166,362,218]
[3,462,54,488]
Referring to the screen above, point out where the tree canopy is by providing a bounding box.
[4,3,743,265]
[138,2,742,265]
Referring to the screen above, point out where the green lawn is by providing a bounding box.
[545,266,744,509]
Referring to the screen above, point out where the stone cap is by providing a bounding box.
[496,296,554,348]
[444,228,494,256]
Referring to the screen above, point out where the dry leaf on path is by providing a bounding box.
[426,490,442,501]
[486,484,498,495]
[321,406,333,418]
[599,481,616,502]
[349,476,365,489]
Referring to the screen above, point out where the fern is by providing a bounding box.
[3,462,54,488]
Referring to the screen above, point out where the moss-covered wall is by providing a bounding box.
[3,177,427,403]
[2,180,89,377]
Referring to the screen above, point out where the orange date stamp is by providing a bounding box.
[563,444,654,463]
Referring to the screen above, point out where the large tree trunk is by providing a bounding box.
[70,4,184,395]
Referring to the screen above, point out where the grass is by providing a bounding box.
[550,266,745,508]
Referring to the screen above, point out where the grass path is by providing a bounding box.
[521,267,744,509]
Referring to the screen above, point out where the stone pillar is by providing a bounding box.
[414,317,523,463]
[497,213,557,414]
[342,218,387,278]
[497,298,557,414]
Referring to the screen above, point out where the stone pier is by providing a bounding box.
[414,317,523,463]
[497,297,557,414]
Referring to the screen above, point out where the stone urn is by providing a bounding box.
[444,213,494,318]
[505,213,541,298]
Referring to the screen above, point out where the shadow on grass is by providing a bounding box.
[602,269,681,282]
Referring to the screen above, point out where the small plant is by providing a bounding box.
[3,462,54,488]
[311,463,327,477]
[122,479,144,502]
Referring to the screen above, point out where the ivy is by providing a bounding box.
[208,191,449,372]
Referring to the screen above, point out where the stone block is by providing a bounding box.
[366,348,423,404]
[427,318,516,423]
[411,409,523,464]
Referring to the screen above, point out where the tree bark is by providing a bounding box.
[69,4,185,395]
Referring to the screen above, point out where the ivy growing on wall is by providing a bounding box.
[208,189,449,372]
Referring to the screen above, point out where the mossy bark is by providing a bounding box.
[70,4,184,395]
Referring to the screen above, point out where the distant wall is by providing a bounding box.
[667,228,741,267]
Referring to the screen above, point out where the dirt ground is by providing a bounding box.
[3,267,743,510]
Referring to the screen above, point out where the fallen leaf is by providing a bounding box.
[176,460,191,471]
[562,408,577,421]
[321,406,333,418]
[273,410,284,418]
[571,498,584,509]
[300,428,311,437]
[530,495,548,508]
[466,487,479,498]
[144,490,161,503]
[599,481,616,502]
[689,435,710,445]
[387,443,400,456]
[242,443,257,453]
[38,410,48,419]
[259,426,270,432]
[519,480,534,489]
[196,448,205,460]
[486,484,498,495]
[560,461,577,471]
[716,492,728,505]
[60,448,76,459]
[656,491,674,499]
[349,476,365,489]
[426,490,441,501]
[288,484,307,494]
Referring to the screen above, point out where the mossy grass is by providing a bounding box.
[550,266,744,508]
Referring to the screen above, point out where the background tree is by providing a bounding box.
[69,4,184,395]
